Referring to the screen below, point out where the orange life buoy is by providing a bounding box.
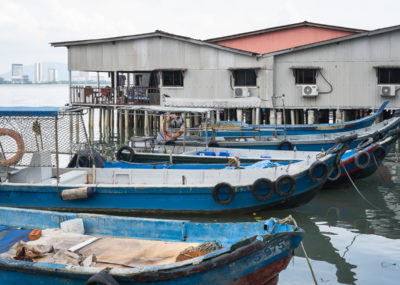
[162,114,185,139]
[0,129,25,166]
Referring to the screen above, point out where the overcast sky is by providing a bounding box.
[1,0,399,74]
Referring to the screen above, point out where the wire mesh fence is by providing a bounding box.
[0,112,88,167]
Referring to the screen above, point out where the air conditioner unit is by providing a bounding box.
[379,85,397,97]
[302,85,319,97]
[233,87,250,98]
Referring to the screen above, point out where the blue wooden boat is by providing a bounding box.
[326,128,400,184]
[0,106,337,213]
[119,145,321,164]
[0,150,338,213]
[0,207,303,285]
[203,100,389,137]
[179,117,400,151]
[121,130,399,188]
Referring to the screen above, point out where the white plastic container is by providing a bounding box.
[60,218,85,234]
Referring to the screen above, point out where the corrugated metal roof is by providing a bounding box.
[50,30,256,57]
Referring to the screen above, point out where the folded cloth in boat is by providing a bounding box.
[1,240,53,261]
[28,229,95,251]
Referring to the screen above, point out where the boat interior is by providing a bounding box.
[0,226,222,269]
[2,150,310,186]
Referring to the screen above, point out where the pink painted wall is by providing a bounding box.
[214,27,355,54]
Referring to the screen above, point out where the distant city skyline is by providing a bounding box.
[0,61,110,84]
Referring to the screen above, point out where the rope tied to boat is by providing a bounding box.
[342,164,382,210]
[270,215,319,285]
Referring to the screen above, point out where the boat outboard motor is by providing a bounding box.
[67,149,105,168]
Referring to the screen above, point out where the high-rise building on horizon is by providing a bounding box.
[11,64,23,84]
[48,68,58,82]
[34,63,42,83]
[22,75,30,84]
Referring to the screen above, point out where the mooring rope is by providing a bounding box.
[342,164,382,210]
[371,151,390,185]
[271,215,319,285]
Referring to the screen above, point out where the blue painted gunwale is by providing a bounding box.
[0,155,337,213]
[0,207,303,284]
[203,100,389,137]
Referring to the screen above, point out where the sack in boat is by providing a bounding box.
[176,241,222,262]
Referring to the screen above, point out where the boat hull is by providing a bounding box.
[325,134,398,186]
[0,239,294,284]
[0,207,303,284]
[203,119,400,151]
[203,100,389,138]
[0,182,324,214]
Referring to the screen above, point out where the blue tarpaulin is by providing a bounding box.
[0,227,31,253]
[0,107,60,117]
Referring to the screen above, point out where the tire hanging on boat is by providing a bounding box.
[277,140,293,150]
[308,161,329,182]
[354,151,370,169]
[0,128,25,166]
[275,175,296,197]
[373,145,386,162]
[115,146,135,162]
[328,165,342,181]
[385,128,400,138]
[212,182,235,205]
[208,141,220,147]
[252,178,274,201]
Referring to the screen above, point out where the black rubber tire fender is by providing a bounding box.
[252,178,274,201]
[354,151,370,169]
[373,145,386,162]
[212,182,235,205]
[277,140,293,150]
[385,128,400,138]
[208,141,220,147]
[86,271,119,285]
[115,146,135,162]
[275,175,296,197]
[328,165,342,181]
[308,160,329,182]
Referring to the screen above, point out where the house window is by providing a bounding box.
[135,75,142,86]
[162,70,183,87]
[295,69,317,84]
[233,69,256,86]
[378,68,400,84]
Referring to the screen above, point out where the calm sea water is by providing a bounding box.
[1,84,400,284]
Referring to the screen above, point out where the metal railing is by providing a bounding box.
[70,86,160,105]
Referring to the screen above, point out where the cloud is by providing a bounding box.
[0,0,399,74]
